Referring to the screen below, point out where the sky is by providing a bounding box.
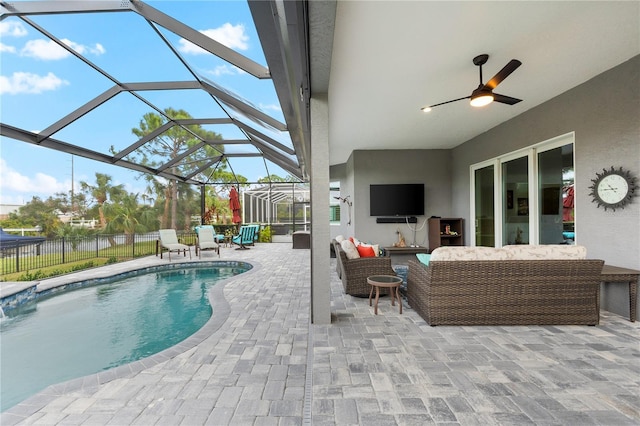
[0,1,291,207]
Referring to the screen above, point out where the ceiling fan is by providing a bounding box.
[422,54,522,112]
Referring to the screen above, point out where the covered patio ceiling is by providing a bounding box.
[0,1,311,185]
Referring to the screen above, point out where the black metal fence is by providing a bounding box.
[1,231,197,277]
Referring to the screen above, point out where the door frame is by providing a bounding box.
[470,132,575,247]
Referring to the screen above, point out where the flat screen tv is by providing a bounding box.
[370,184,424,217]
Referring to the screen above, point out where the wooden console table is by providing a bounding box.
[383,246,429,255]
[600,265,639,322]
[383,246,429,265]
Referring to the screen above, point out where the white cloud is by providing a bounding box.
[63,39,106,56]
[0,21,28,37]
[21,39,70,60]
[179,23,249,55]
[0,43,16,53]
[0,194,29,205]
[203,24,249,50]
[92,43,106,55]
[208,64,237,76]
[259,103,282,113]
[20,38,106,60]
[0,71,69,95]
[0,158,70,203]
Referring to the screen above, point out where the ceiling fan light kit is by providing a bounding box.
[423,54,522,111]
[470,89,494,107]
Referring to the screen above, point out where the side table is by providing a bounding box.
[600,264,639,322]
[367,275,403,315]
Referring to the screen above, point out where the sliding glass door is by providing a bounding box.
[538,143,574,244]
[470,133,575,247]
[502,155,529,245]
[473,164,495,247]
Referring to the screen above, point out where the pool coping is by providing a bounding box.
[1,257,261,419]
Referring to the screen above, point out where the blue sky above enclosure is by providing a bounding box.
[0,1,301,206]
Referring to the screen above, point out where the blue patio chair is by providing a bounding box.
[232,225,257,250]
[248,224,260,245]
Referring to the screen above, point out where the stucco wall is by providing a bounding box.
[348,149,451,248]
[451,55,640,317]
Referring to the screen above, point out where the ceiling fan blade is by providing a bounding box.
[425,96,470,109]
[492,93,522,105]
[485,59,522,90]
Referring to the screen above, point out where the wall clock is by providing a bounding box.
[588,166,637,211]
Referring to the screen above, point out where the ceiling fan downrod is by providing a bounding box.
[473,54,489,85]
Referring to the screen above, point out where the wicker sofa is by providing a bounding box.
[407,245,604,326]
[333,239,395,297]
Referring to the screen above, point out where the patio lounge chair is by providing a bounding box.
[158,229,191,261]
[194,225,225,243]
[195,226,220,258]
[232,225,257,250]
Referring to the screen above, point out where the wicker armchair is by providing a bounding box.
[331,239,343,279]
[334,240,395,297]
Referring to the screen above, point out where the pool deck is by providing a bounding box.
[2,242,639,425]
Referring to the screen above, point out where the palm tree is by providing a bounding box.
[104,193,157,245]
[80,173,125,229]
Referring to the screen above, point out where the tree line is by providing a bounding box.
[1,108,295,239]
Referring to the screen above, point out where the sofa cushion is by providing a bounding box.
[341,239,360,259]
[503,244,587,260]
[430,246,510,261]
[416,253,431,266]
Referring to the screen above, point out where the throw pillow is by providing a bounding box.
[360,243,379,256]
[341,239,360,259]
[356,244,376,258]
[416,253,431,266]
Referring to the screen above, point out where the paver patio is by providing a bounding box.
[2,242,639,425]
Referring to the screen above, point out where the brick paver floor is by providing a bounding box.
[2,242,639,425]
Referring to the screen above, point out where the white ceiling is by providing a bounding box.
[312,1,640,166]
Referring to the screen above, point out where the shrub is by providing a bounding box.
[10,260,109,281]
[71,261,94,271]
[258,226,274,243]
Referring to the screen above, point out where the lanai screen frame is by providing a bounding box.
[240,182,310,234]
[0,1,311,188]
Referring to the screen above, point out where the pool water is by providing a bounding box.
[0,265,247,411]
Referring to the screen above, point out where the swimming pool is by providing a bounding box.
[0,262,250,412]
